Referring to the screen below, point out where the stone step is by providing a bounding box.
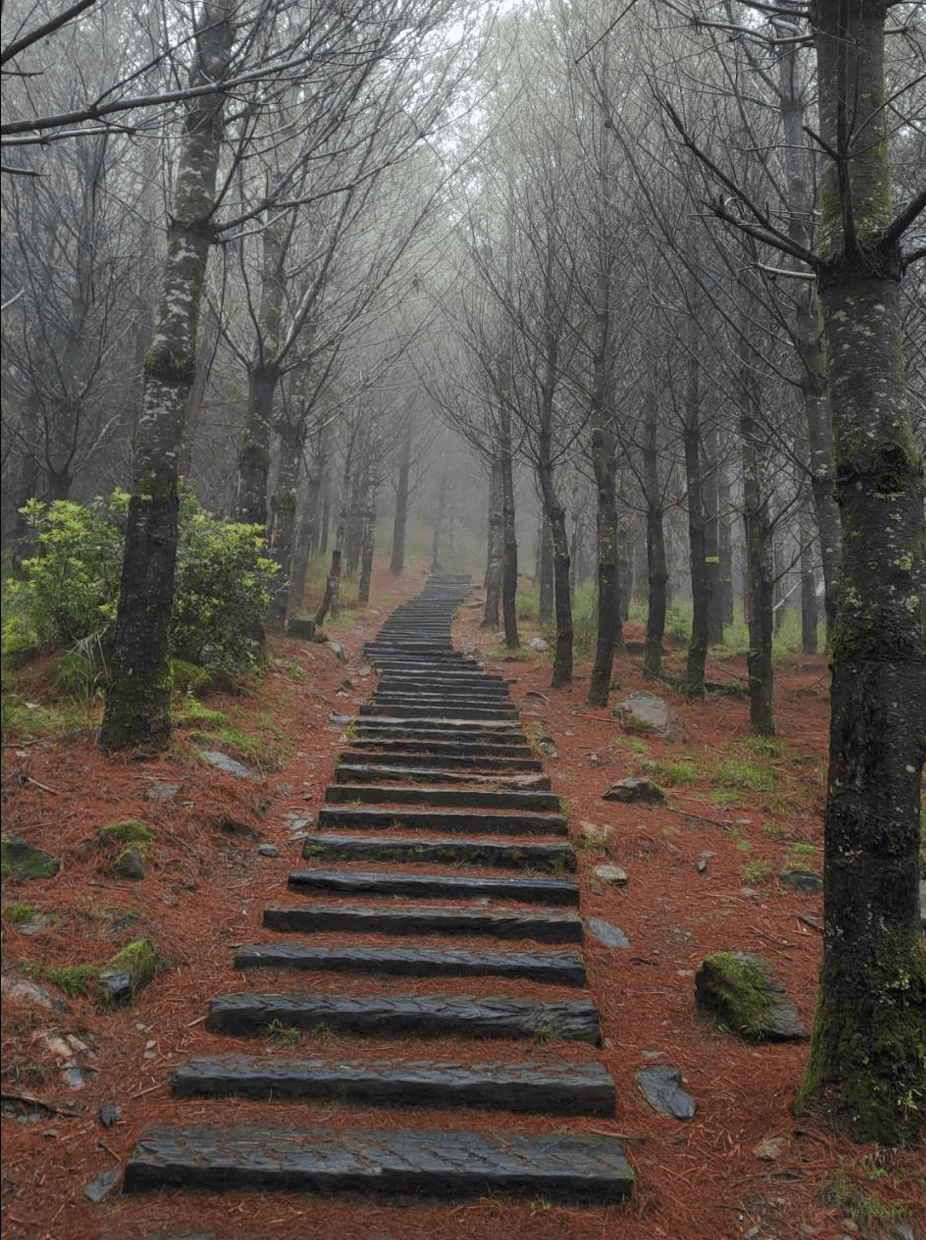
[334,761,548,786]
[286,867,580,906]
[299,834,576,873]
[347,738,536,760]
[356,717,524,735]
[263,902,582,941]
[324,783,561,812]
[207,991,602,1043]
[171,1054,615,1114]
[234,942,586,986]
[350,734,533,756]
[361,702,519,721]
[376,678,508,695]
[123,1125,632,1203]
[316,805,568,836]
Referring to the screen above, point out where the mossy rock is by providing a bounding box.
[98,820,155,847]
[114,845,148,880]
[1,833,59,880]
[98,937,163,1005]
[695,951,808,1041]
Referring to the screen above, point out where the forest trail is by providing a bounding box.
[122,574,634,1209]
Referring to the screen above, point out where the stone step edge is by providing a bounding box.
[233,942,587,986]
[263,903,583,941]
[286,868,580,906]
[123,1125,633,1203]
[170,1054,615,1115]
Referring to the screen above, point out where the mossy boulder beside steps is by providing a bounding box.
[695,951,809,1041]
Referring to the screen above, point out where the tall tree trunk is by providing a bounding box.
[794,0,926,1147]
[587,420,617,705]
[538,507,553,628]
[799,497,818,655]
[357,469,377,604]
[680,333,708,699]
[389,416,412,574]
[703,421,724,643]
[101,1,234,750]
[499,410,519,649]
[740,387,775,735]
[267,414,303,631]
[483,455,503,629]
[642,389,667,680]
[778,40,840,642]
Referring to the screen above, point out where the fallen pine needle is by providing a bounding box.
[186,1015,206,1027]
[131,1081,166,1099]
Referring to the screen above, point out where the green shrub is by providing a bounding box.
[5,489,277,684]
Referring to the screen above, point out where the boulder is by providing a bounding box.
[1,833,59,880]
[695,951,808,1041]
[287,617,316,640]
[603,778,665,805]
[613,693,685,741]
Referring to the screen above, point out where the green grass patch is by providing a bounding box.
[4,900,37,924]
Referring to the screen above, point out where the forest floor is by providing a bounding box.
[1,560,923,1240]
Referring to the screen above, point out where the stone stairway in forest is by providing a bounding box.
[123,574,633,1208]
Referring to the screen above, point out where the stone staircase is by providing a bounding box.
[123,574,633,1207]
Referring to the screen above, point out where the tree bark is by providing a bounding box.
[680,331,708,699]
[483,455,503,629]
[794,0,926,1147]
[740,390,775,736]
[499,409,519,649]
[267,413,303,631]
[642,389,667,680]
[357,467,377,604]
[100,1,234,750]
[389,415,412,574]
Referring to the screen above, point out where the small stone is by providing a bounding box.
[594,864,628,887]
[585,917,631,949]
[328,641,346,660]
[43,1127,58,1138]
[528,637,547,651]
[696,851,714,873]
[144,783,178,802]
[778,869,823,894]
[99,1104,118,1128]
[537,742,559,759]
[200,750,260,781]
[329,713,354,724]
[84,1169,120,1202]
[636,1066,696,1120]
[613,693,686,741]
[603,778,665,805]
[1,976,69,1013]
[258,844,279,857]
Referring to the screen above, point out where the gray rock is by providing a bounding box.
[695,952,809,1041]
[84,1169,120,1202]
[144,783,178,802]
[585,918,631,950]
[636,1066,696,1120]
[200,750,260,782]
[258,844,279,858]
[603,777,665,805]
[528,637,548,651]
[537,741,559,759]
[99,1103,118,1128]
[778,869,823,894]
[98,970,134,1005]
[1,975,69,1013]
[594,865,628,887]
[114,845,147,880]
[329,641,346,660]
[613,693,686,741]
[1,833,59,880]
[329,713,354,724]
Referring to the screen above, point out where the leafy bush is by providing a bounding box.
[5,489,277,682]
[172,513,277,675]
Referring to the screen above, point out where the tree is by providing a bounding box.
[672,0,925,1146]
[100,0,236,749]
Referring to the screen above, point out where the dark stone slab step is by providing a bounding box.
[324,784,561,812]
[352,729,533,748]
[376,678,508,695]
[300,834,576,872]
[234,943,586,986]
[171,1054,614,1114]
[334,761,548,785]
[316,806,568,836]
[347,739,536,760]
[286,868,580,906]
[361,702,518,721]
[263,902,582,941]
[356,717,524,735]
[123,1125,631,1203]
[207,992,601,1043]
